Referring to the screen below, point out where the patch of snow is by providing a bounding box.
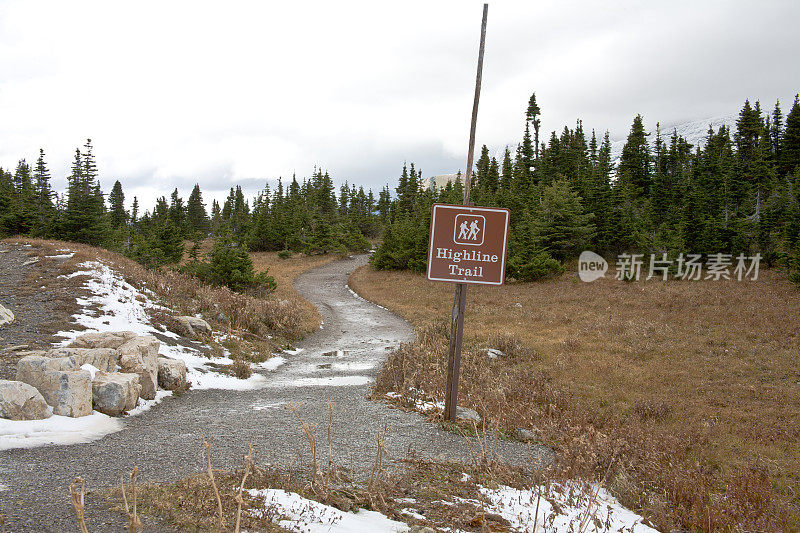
[258,356,287,371]
[395,497,416,504]
[269,375,372,388]
[80,363,100,379]
[126,390,173,417]
[193,372,268,390]
[284,347,303,355]
[400,508,425,520]
[479,483,657,532]
[46,253,75,259]
[460,472,471,482]
[248,488,409,532]
[331,361,375,372]
[252,400,287,411]
[0,411,123,450]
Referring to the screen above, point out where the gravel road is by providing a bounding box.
[0,252,551,532]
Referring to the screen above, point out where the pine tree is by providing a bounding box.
[186,184,210,237]
[618,115,651,197]
[108,180,127,228]
[32,149,55,235]
[780,94,800,177]
[526,92,541,161]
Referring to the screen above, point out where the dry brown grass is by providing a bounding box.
[3,238,312,344]
[350,265,800,531]
[249,251,340,339]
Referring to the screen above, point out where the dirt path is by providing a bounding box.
[0,253,550,532]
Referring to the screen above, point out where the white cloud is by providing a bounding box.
[1,0,798,208]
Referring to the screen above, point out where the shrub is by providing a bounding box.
[180,227,276,294]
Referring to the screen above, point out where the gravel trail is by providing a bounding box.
[0,253,551,532]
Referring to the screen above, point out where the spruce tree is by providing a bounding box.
[32,149,55,235]
[108,180,127,228]
[618,115,651,197]
[186,184,210,237]
[780,94,800,177]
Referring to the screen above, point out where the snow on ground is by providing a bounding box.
[248,488,409,533]
[267,375,372,388]
[126,390,173,416]
[478,482,658,532]
[0,411,123,451]
[258,355,287,371]
[54,261,272,391]
[245,479,655,533]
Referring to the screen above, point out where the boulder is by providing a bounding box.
[456,406,482,425]
[19,368,92,417]
[68,331,137,350]
[514,427,541,442]
[157,357,187,391]
[46,347,119,372]
[174,316,212,338]
[0,304,14,327]
[16,355,79,384]
[117,336,160,400]
[0,379,51,420]
[91,372,141,416]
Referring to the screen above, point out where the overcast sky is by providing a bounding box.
[1,0,798,210]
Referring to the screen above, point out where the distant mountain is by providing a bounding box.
[610,113,738,166]
[426,114,740,187]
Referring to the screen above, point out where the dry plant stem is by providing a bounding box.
[290,404,319,485]
[577,454,616,533]
[1,513,6,533]
[69,477,89,533]
[234,441,254,533]
[368,425,388,492]
[533,489,541,533]
[201,431,226,529]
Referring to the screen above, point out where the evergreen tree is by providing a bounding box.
[108,180,127,228]
[32,149,55,235]
[186,184,210,237]
[780,94,800,177]
[526,92,541,161]
[617,114,651,196]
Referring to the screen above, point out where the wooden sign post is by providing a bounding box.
[426,3,504,422]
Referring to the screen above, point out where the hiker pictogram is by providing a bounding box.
[454,214,485,245]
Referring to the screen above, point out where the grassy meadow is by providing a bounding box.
[350,264,800,531]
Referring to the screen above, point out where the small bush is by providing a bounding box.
[507,249,564,281]
[277,249,292,259]
[180,226,276,294]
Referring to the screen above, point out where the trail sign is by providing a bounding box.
[427,204,510,285]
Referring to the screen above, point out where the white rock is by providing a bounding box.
[91,372,141,416]
[174,316,212,338]
[16,355,79,383]
[19,368,92,418]
[0,304,14,327]
[0,379,51,420]
[157,357,187,391]
[117,336,160,400]
[68,331,137,350]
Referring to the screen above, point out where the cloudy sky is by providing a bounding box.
[1,0,798,210]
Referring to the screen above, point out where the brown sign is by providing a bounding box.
[427,203,510,285]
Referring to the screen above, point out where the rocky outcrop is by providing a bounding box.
[157,357,187,391]
[117,336,160,400]
[13,331,187,417]
[0,379,51,420]
[174,316,212,338]
[68,331,137,350]
[91,372,141,416]
[0,304,14,327]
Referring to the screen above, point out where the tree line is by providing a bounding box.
[0,143,380,290]
[3,92,799,286]
[373,93,800,283]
